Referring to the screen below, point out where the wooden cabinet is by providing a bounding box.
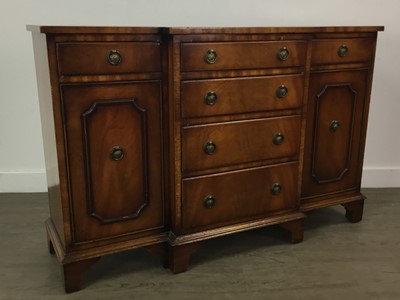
[29,26,383,292]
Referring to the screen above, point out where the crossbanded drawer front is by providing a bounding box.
[311,38,374,65]
[182,115,301,172]
[181,41,307,72]
[182,74,304,118]
[56,42,161,75]
[182,162,298,230]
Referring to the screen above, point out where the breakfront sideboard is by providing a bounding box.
[28,25,383,292]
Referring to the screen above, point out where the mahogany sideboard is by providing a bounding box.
[28,26,383,292]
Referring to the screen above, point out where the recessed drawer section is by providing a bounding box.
[182,162,298,230]
[311,38,374,65]
[181,41,307,72]
[56,42,161,75]
[182,74,304,118]
[182,116,301,172]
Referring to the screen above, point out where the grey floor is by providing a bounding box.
[0,189,399,300]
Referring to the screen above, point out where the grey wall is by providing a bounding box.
[0,0,398,192]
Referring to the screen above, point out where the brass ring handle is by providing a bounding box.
[271,183,282,195]
[107,50,122,65]
[273,133,285,145]
[338,45,348,57]
[276,85,288,98]
[204,49,217,64]
[203,195,216,208]
[205,91,218,105]
[203,141,217,155]
[278,47,289,61]
[330,120,340,132]
[110,146,124,161]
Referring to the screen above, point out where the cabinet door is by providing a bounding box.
[61,82,163,243]
[301,70,368,199]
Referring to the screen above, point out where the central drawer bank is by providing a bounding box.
[28,26,383,292]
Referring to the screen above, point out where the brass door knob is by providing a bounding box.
[330,120,340,132]
[338,45,348,57]
[205,91,218,105]
[271,183,282,195]
[276,85,288,98]
[273,133,285,145]
[203,141,217,155]
[107,50,122,65]
[204,49,217,64]
[110,146,124,161]
[203,195,216,208]
[278,47,289,61]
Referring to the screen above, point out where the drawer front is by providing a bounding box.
[182,74,304,118]
[182,116,301,172]
[311,38,374,65]
[182,162,298,230]
[57,42,161,75]
[181,41,307,71]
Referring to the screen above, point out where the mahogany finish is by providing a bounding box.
[181,41,307,71]
[28,26,383,293]
[181,74,304,118]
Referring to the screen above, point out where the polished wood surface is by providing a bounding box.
[181,74,304,118]
[181,41,307,71]
[61,82,164,243]
[27,25,384,34]
[182,116,301,173]
[28,26,382,292]
[56,42,161,75]
[182,163,298,231]
[311,38,375,65]
[302,70,369,198]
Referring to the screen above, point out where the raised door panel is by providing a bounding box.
[61,82,163,243]
[301,70,368,199]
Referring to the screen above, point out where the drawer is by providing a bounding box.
[181,41,307,72]
[182,162,298,230]
[311,38,374,65]
[182,74,304,118]
[56,42,161,75]
[182,116,301,172]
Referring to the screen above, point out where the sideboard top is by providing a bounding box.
[27,25,384,35]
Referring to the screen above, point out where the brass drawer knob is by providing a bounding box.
[205,91,218,105]
[271,183,282,195]
[338,45,348,57]
[107,50,122,65]
[203,141,217,155]
[110,146,124,161]
[330,120,340,132]
[278,47,289,61]
[203,195,216,208]
[276,85,288,98]
[204,49,217,64]
[273,133,284,145]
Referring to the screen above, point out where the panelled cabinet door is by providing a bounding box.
[301,70,368,199]
[61,82,163,243]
